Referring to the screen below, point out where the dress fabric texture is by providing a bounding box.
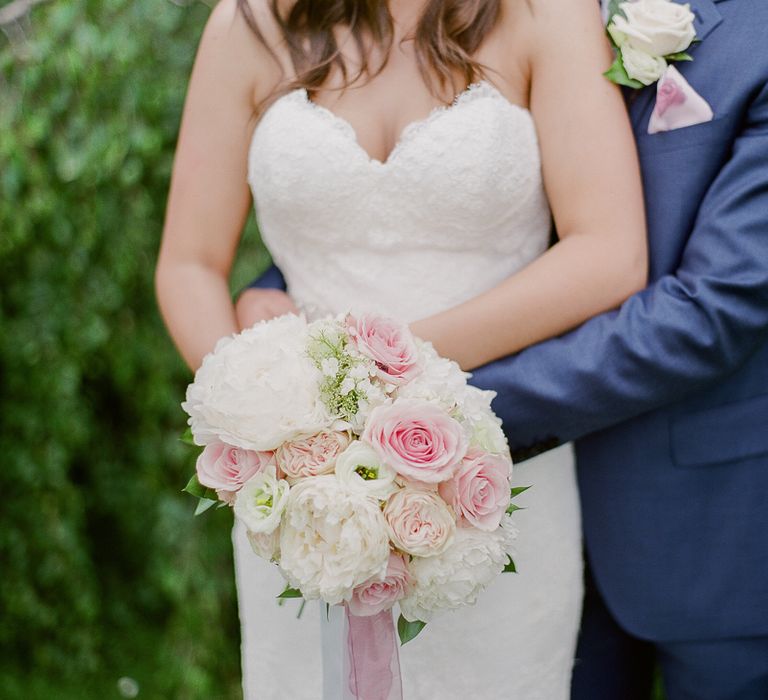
[233,81,583,699]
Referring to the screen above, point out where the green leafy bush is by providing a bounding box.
[0,1,267,696]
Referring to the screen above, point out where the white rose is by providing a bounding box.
[234,467,290,534]
[334,441,398,499]
[399,516,518,622]
[610,0,696,57]
[279,476,390,604]
[182,314,331,451]
[620,44,668,85]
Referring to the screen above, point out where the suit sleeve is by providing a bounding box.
[471,78,768,454]
[242,264,286,292]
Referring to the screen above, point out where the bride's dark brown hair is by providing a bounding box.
[236,0,501,100]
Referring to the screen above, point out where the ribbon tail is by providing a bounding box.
[343,607,403,700]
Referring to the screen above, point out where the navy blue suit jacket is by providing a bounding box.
[248,0,768,642]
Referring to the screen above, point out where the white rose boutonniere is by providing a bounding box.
[605,0,697,88]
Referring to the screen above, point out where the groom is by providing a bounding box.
[239,0,768,696]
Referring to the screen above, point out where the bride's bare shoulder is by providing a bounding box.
[505,0,606,46]
[200,0,292,101]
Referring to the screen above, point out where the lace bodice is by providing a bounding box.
[248,81,551,322]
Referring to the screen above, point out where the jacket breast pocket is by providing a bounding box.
[670,393,768,468]
[638,115,732,155]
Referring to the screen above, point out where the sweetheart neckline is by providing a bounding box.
[253,80,534,169]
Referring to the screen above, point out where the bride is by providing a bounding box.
[155,0,647,696]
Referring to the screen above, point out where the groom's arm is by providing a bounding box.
[472,79,768,457]
[245,265,286,292]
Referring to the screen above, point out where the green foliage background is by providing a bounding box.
[0,1,268,697]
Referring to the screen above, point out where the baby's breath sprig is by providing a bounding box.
[307,326,368,423]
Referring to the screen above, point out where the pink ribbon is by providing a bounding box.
[344,607,403,700]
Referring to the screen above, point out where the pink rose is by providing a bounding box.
[347,314,421,385]
[348,552,412,617]
[275,431,351,481]
[439,448,512,532]
[384,487,455,557]
[363,399,467,483]
[196,441,274,493]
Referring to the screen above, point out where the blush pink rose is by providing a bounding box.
[275,431,351,481]
[348,552,412,617]
[347,314,421,385]
[439,448,512,532]
[196,442,274,494]
[363,399,467,483]
[384,487,455,557]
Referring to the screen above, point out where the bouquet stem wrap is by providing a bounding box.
[343,607,403,700]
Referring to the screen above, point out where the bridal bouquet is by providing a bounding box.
[181,312,522,666]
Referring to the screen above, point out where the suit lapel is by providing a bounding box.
[690,0,724,43]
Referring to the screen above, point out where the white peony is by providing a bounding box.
[278,476,390,604]
[399,517,518,622]
[182,314,331,451]
[234,467,290,534]
[395,340,469,411]
[334,441,398,499]
[610,0,696,58]
[457,386,510,457]
[620,44,668,85]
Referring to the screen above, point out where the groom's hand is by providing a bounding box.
[234,264,293,329]
[234,288,298,330]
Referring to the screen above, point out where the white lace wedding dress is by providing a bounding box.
[233,81,583,699]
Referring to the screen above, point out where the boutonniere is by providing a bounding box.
[604,0,697,88]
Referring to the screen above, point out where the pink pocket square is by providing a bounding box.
[647,65,714,135]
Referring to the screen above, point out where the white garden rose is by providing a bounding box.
[334,441,398,499]
[620,44,668,85]
[234,467,290,534]
[399,516,518,622]
[182,314,331,451]
[279,476,390,604]
[610,0,696,58]
[384,488,456,557]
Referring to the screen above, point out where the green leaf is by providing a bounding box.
[194,497,218,516]
[665,51,693,62]
[604,57,644,90]
[503,556,517,574]
[397,615,427,645]
[506,503,525,515]
[276,587,303,600]
[182,473,217,501]
[179,426,196,446]
[509,485,530,499]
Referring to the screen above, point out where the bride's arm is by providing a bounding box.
[411,0,648,370]
[155,0,294,371]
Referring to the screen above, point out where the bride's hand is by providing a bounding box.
[235,288,299,330]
